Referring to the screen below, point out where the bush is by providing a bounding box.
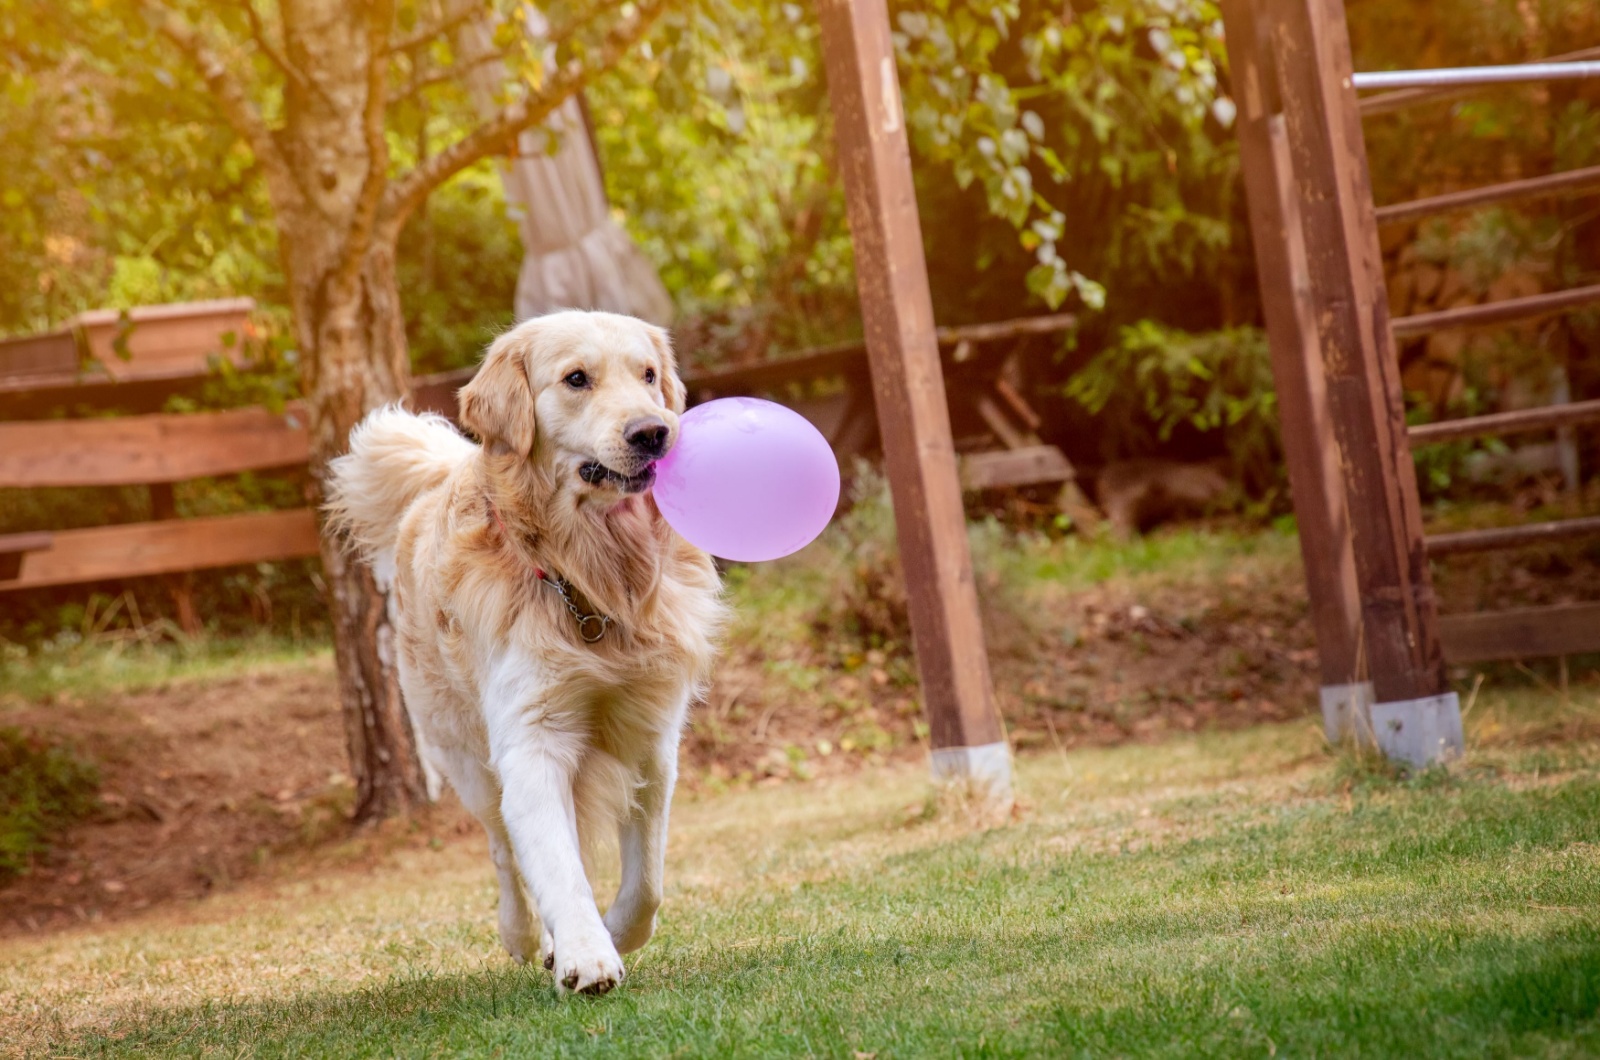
[1065,322,1280,495]
[0,727,100,881]
[809,468,909,653]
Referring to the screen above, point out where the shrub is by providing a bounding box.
[809,467,910,653]
[0,727,100,881]
[1065,322,1280,495]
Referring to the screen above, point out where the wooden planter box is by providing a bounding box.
[71,298,255,382]
[0,330,79,383]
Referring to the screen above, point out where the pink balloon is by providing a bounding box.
[654,397,841,562]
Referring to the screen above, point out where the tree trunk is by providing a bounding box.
[297,234,430,824]
[264,1,430,824]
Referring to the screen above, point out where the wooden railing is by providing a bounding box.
[0,405,319,596]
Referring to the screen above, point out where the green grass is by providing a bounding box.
[0,727,99,880]
[0,633,329,707]
[4,688,1598,1058]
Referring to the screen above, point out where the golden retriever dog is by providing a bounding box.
[327,311,725,995]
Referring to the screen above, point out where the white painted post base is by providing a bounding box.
[1370,692,1464,768]
[929,741,1014,809]
[1319,681,1375,743]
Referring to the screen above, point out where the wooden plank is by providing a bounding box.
[1220,0,1364,690]
[1264,0,1448,702]
[72,298,253,383]
[405,315,1077,417]
[410,368,472,421]
[1392,283,1600,338]
[1408,397,1600,445]
[0,372,212,421]
[1440,603,1600,664]
[1425,515,1600,556]
[0,509,320,591]
[818,0,1005,755]
[1375,164,1600,226]
[0,405,310,488]
[960,446,1075,491]
[993,377,1043,432]
[680,313,1077,397]
[973,394,1036,450]
[0,532,53,583]
[0,330,78,382]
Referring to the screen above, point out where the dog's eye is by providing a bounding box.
[644,368,656,385]
[564,370,589,389]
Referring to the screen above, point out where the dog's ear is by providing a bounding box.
[459,335,536,456]
[648,327,687,414]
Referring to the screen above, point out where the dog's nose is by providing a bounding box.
[624,417,670,457]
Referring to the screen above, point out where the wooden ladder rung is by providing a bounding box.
[1408,398,1600,446]
[1425,515,1600,556]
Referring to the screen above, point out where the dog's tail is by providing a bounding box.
[325,406,476,565]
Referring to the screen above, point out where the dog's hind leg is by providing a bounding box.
[605,714,686,954]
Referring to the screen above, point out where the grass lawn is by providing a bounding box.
[2,684,1598,1058]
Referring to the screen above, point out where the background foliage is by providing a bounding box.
[0,0,1596,642]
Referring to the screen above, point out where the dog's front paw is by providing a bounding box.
[553,934,624,996]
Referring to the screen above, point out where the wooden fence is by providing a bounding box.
[1,311,1082,620]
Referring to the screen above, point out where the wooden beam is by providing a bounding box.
[1375,164,1600,226]
[1264,0,1448,703]
[973,394,1036,451]
[680,313,1078,399]
[1440,602,1600,663]
[0,406,310,488]
[353,314,1080,424]
[960,445,1075,491]
[993,377,1043,433]
[817,0,1006,766]
[1391,283,1600,338]
[1408,397,1600,446]
[1220,0,1364,692]
[1425,515,1600,556]
[0,510,320,591]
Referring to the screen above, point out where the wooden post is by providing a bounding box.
[149,483,201,636]
[1219,0,1369,739]
[816,0,1011,801]
[1260,0,1461,764]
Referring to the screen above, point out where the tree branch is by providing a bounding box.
[141,0,300,211]
[328,0,397,303]
[395,45,514,103]
[238,0,313,94]
[387,0,478,54]
[379,0,668,234]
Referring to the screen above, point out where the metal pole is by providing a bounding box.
[1353,62,1600,91]
[1360,46,1600,116]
